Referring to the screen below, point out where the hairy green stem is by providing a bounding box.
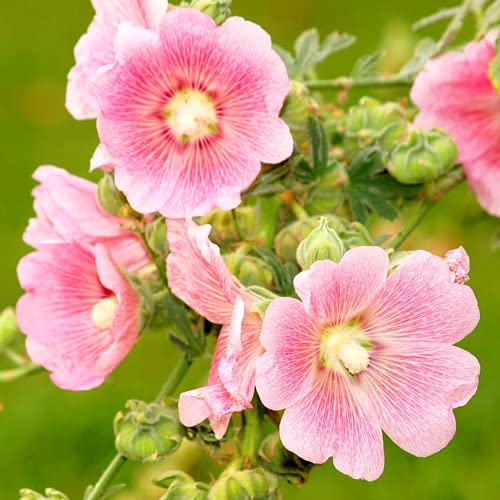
[139,231,168,288]
[0,363,43,382]
[86,454,127,500]
[2,347,28,366]
[87,356,192,500]
[305,74,413,91]
[390,200,435,250]
[155,355,192,403]
[241,406,261,463]
[433,0,473,57]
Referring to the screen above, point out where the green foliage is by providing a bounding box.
[351,51,385,77]
[478,0,500,36]
[346,148,420,222]
[274,29,356,78]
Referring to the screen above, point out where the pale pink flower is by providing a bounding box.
[16,242,141,390]
[95,8,293,218]
[24,166,149,273]
[66,0,167,120]
[411,32,500,216]
[446,246,470,284]
[255,247,480,480]
[167,219,263,438]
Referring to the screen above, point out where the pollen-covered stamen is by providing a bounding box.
[320,322,370,375]
[91,296,118,330]
[164,89,218,144]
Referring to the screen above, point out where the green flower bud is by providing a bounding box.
[344,97,407,156]
[190,0,232,25]
[19,488,68,500]
[198,207,255,247]
[224,253,274,288]
[341,221,374,248]
[259,433,312,486]
[145,218,167,256]
[114,399,184,463]
[386,127,457,185]
[296,217,345,269]
[281,81,319,146]
[274,215,348,263]
[208,468,279,500]
[155,471,209,500]
[97,173,137,219]
[0,307,18,351]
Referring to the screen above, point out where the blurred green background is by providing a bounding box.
[1,0,499,498]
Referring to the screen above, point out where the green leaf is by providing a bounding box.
[315,32,357,63]
[412,6,459,31]
[308,116,329,176]
[351,51,385,78]
[273,44,298,78]
[479,0,500,36]
[253,248,295,295]
[346,148,421,223]
[294,28,321,75]
[399,38,437,77]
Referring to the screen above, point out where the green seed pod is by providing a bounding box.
[259,432,312,486]
[97,173,136,219]
[114,400,185,463]
[0,307,18,352]
[190,0,232,25]
[145,218,167,256]
[386,127,458,185]
[223,253,274,288]
[296,217,345,269]
[344,97,407,156]
[274,215,348,263]
[208,468,279,500]
[281,81,319,146]
[155,471,209,500]
[19,488,68,500]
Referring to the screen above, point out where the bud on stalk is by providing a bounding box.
[0,307,18,352]
[208,468,279,499]
[386,127,457,185]
[190,0,232,25]
[114,399,185,462]
[155,471,209,500]
[97,173,137,219]
[296,217,345,269]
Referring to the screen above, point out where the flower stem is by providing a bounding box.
[139,230,168,288]
[390,200,435,250]
[155,355,192,403]
[0,363,43,382]
[2,347,28,366]
[305,74,414,91]
[86,355,192,500]
[241,405,261,464]
[433,0,473,57]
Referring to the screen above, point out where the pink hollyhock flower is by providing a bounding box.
[95,8,293,218]
[255,247,480,480]
[167,219,263,438]
[66,0,167,120]
[16,242,141,390]
[411,32,500,216]
[24,166,149,273]
[446,246,470,284]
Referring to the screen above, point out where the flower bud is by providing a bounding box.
[97,173,136,219]
[296,217,345,269]
[281,81,319,146]
[224,253,274,288]
[198,207,255,247]
[274,215,348,263]
[155,471,209,500]
[190,0,232,25]
[145,218,167,256]
[259,432,312,486]
[248,286,279,319]
[208,468,279,500]
[19,488,68,500]
[0,307,18,351]
[386,127,457,185]
[114,399,184,462]
[344,97,407,156]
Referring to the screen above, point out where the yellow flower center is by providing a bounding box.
[91,296,118,330]
[164,89,218,144]
[319,321,370,375]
